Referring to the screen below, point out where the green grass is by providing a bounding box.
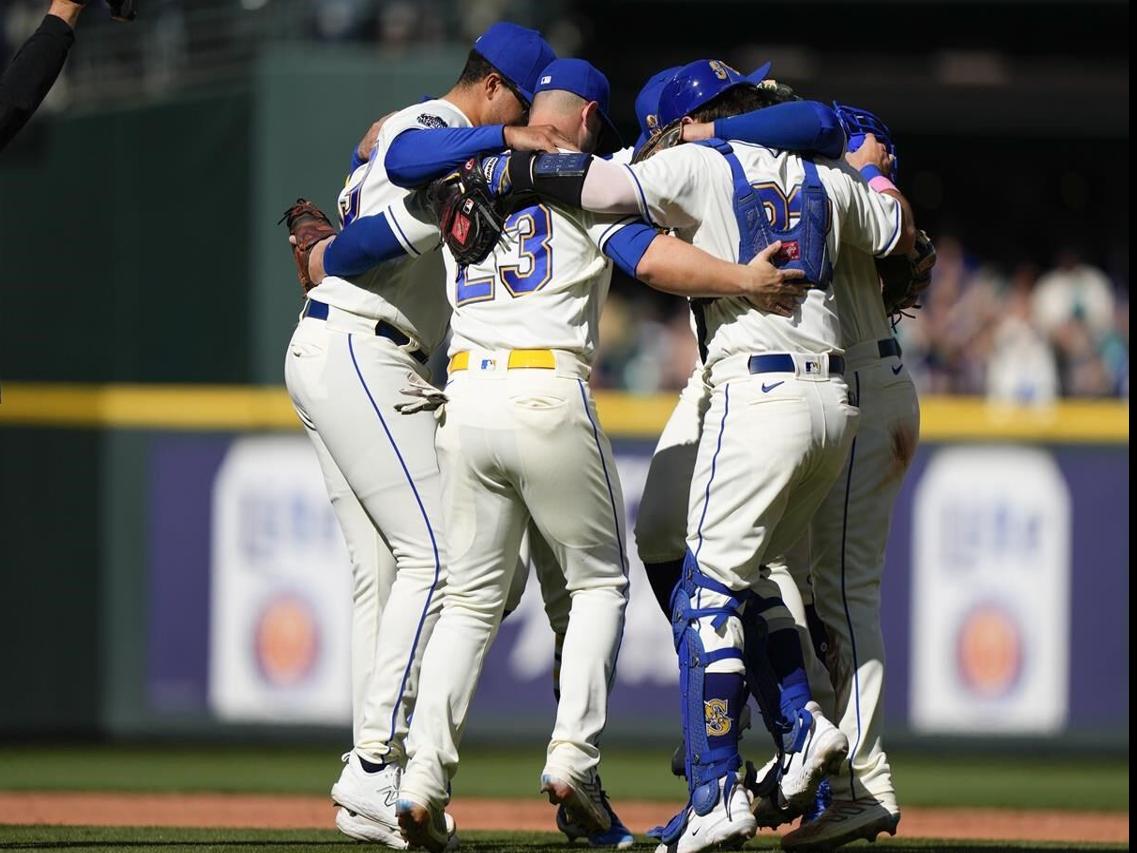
[0,744,1128,813]
[0,826,1127,852]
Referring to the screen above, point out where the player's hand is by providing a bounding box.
[290,233,333,286]
[356,113,393,163]
[743,241,810,317]
[845,132,895,176]
[504,124,574,153]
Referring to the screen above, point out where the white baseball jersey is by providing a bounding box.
[832,247,893,347]
[440,201,638,361]
[306,98,471,353]
[623,141,903,364]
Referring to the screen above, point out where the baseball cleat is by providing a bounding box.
[652,772,756,853]
[335,806,409,848]
[396,797,451,853]
[555,778,634,849]
[330,751,403,832]
[780,796,900,849]
[777,702,849,817]
[540,769,612,836]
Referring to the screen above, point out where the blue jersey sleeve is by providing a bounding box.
[602,221,659,279]
[322,211,409,278]
[384,126,508,188]
[715,100,846,159]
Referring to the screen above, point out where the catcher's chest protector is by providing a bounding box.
[697,138,833,289]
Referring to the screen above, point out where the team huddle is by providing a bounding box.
[280,19,934,853]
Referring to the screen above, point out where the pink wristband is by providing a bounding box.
[868,174,897,194]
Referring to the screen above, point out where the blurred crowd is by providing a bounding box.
[596,242,1130,402]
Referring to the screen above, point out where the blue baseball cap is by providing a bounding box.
[472,22,556,105]
[635,66,681,137]
[657,58,759,126]
[746,61,773,84]
[534,58,623,153]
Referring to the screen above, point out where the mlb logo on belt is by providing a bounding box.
[804,359,820,374]
[479,358,496,370]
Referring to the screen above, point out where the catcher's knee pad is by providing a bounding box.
[670,550,748,806]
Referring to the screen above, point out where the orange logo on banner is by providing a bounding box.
[254,594,319,686]
[956,604,1022,697]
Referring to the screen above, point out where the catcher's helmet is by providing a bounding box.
[833,102,898,178]
[657,58,771,126]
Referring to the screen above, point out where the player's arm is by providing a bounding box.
[599,220,809,316]
[385,124,573,188]
[501,144,714,230]
[682,100,846,158]
[842,132,916,256]
[312,191,440,282]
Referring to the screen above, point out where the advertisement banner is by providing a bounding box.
[909,446,1071,734]
[208,436,354,724]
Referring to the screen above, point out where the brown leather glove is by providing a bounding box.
[279,198,336,293]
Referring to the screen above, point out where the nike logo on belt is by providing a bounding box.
[761,381,785,393]
[891,364,903,375]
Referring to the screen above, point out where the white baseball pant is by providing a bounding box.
[400,356,629,810]
[808,348,919,803]
[285,308,447,764]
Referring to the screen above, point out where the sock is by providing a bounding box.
[645,557,684,618]
[358,754,387,773]
[767,628,812,720]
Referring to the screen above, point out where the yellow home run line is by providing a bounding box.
[0,382,1129,443]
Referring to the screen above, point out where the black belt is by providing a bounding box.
[747,353,845,377]
[878,338,902,359]
[304,299,429,365]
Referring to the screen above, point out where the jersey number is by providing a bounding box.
[456,205,554,306]
[752,182,801,230]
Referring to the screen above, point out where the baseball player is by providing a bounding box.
[355,58,820,852]
[502,59,915,852]
[777,105,925,850]
[283,22,555,847]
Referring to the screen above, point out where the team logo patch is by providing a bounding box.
[774,240,801,262]
[417,113,449,129]
[709,60,738,81]
[646,114,659,130]
[704,699,731,736]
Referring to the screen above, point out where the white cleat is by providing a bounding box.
[330,751,403,831]
[654,773,756,853]
[540,768,612,836]
[778,702,849,817]
[780,796,900,849]
[335,806,409,848]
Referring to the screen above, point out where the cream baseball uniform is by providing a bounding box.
[397,196,636,811]
[285,98,470,762]
[805,246,920,805]
[621,140,901,670]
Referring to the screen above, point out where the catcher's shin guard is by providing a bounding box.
[651,550,749,844]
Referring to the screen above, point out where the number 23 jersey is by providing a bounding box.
[440,200,638,364]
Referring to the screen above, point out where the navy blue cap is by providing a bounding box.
[535,58,623,153]
[473,22,556,105]
[657,59,758,126]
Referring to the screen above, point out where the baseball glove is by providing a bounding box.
[632,119,685,164]
[876,229,936,317]
[430,156,507,267]
[279,198,336,293]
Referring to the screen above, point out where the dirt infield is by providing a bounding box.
[0,792,1127,845]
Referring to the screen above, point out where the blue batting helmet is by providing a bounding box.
[833,102,898,178]
[657,59,764,126]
